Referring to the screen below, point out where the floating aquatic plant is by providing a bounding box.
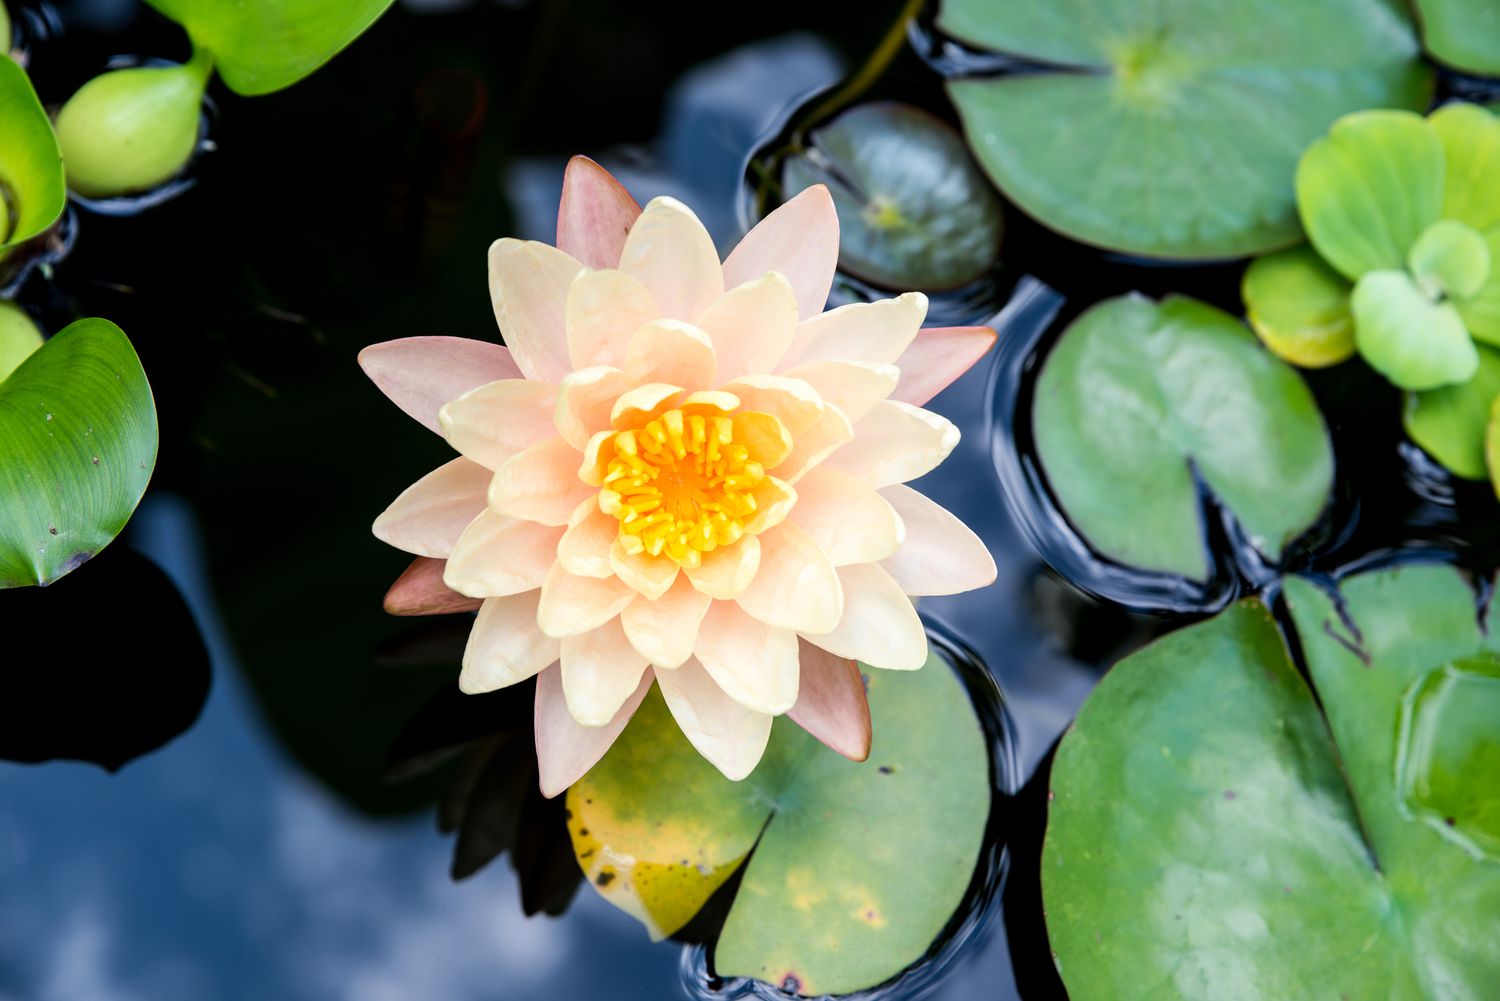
[0,53,64,254]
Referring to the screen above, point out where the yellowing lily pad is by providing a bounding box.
[1241,245,1355,367]
[0,53,65,252]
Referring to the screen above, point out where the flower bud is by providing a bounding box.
[0,300,42,382]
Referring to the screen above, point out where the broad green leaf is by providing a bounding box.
[0,318,157,587]
[1414,0,1500,75]
[0,54,65,251]
[568,654,990,996]
[144,0,394,96]
[1043,566,1500,1000]
[940,0,1431,259]
[1352,269,1478,390]
[1431,103,1500,234]
[781,102,1002,290]
[1241,245,1355,367]
[1405,344,1500,479]
[0,300,42,381]
[1032,294,1333,581]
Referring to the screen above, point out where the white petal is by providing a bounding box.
[694,601,800,714]
[736,523,843,635]
[565,268,659,370]
[787,466,904,566]
[780,359,899,424]
[695,272,799,380]
[803,563,926,670]
[625,319,717,390]
[722,185,838,321]
[373,457,491,558]
[557,500,616,578]
[438,379,557,471]
[878,485,996,595]
[459,591,558,693]
[609,538,679,600]
[489,438,594,526]
[555,366,634,450]
[824,400,959,486]
[535,664,650,797]
[618,196,723,323]
[488,238,585,382]
[537,562,637,637]
[779,292,927,370]
[443,509,563,597]
[561,617,651,726]
[620,576,712,668]
[684,535,761,599]
[655,659,773,781]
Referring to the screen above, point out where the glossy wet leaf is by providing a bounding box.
[1032,294,1333,581]
[0,54,65,251]
[1044,565,1500,1000]
[0,300,42,381]
[782,102,1002,290]
[1414,0,1500,74]
[1240,245,1355,367]
[143,0,394,96]
[1351,269,1478,390]
[939,0,1430,259]
[1405,344,1500,479]
[0,318,157,587]
[568,653,989,996]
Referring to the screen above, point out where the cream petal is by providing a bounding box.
[742,477,797,535]
[438,379,557,470]
[618,196,723,323]
[878,485,996,595]
[803,563,926,670]
[779,292,928,370]
[535,663,650,798]
[787,639,871,762]
[373,457,491,558]
[777,404,854,483]
[625,319,717,390]
[684,535,761,599]
[358,336,523,435]
[556,155,642,271]
[694,601,800,715]
[561,617,651,726]
[537,562,637,637]
[556,366,635,450]
[609,538,679,600]
[459,590,559,693]
[557,501,616,578]
[695,272,799,380]
[620,576,712,668]
[443,509,563,597]
[655,659,773,781]
[736,523,843,635]
[383,557,482,616]
[565,268,659,370]
[579,429,617,486]
[489,438,594,526]
[720,373,823,433]
[780,359,899,424]
[824,400,959,487]
[488,237,585,382]
[610,382,684,428]
[891,326,996,406]
[722,185,838,321]
[735,412,793,469]
[787,466,903,566]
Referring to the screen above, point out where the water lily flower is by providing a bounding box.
[361,157,996,795]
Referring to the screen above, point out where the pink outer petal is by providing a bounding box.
[372,457,491,558]
[723,185,839,321]
[891,326,998,407]
[383,557,483,616]
[787,639,871,762]
[359,336,522,435]
[556,156,642,270]
[534,662,651,798]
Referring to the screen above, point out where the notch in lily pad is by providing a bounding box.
[0,53,65,254]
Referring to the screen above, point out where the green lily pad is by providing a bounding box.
[0,318,158,587]
[1032,294,1333,581]
[0,54,65,251]
[143,0,395,96]
[781,102,1003,290]
[940,0,1431,259]
[1352,269,1479,390]
[1414,0,1500,75]
[1043,565,1500,1000]
[1241,245,1355,367]
[0,300,42,381]
[567,652,990,997]
[1405,344,1500,479]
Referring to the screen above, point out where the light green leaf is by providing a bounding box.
[1241,245,1356,367]
[0,300,42,381]
[1409,219,1491,301]
[0,54,65,251]
[143,0,394,96]
[568,654,990,997]
[1405,345,1500,479]
[939,0,1431,259]
[1488,394,1500,498]
[0,3,10,52]
[1351,269,1478,390]
[0,318,158,587]
[1430,103,1500,234]
[1032,294,1333,581]
[1414,0,1500,75]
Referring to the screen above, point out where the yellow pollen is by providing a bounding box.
[599,408,768,568]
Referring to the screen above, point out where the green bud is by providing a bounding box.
[0,300,43,383]
[55,49,212,199]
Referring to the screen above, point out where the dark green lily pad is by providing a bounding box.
[940,0,1431,259]
[1405,343,1500,479]
[0,318,158,587]
[0,53,65,251]
[1414,0,1500,74]
[1032,294,1334,581]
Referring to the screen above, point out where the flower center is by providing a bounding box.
[599,408,768,568]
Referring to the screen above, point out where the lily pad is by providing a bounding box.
[1043,565,1500,999]
[567,651,990,996]
[1414,0,1500,75]
[1032,294,1333,581]
[0,53,65,251]
[144,0,395,96]
[781,102,1003,290]
[0,318,158,587]
[1240,245,1355,367]
[940,0,1431,259]
[1405,344,1500,479]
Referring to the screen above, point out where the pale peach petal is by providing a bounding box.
[609,538,679,600]
[695,272,799,379]
[489,438,594,526]
[373,457,491,558]
[891,326,996,406]
[438,379,557,470]
[779,292,928,370]
[722,185,838,321]
[459,590,558,693]
[787,466,903,566]
[565,268,658,370]
[684,535,761,599]
[742,477,796,535]
[557,501,616,578]
[383,557,482,616]
[787,639,871,762]
[488,237,585,382]
[780,359,898,424]
[620,576,712,668]
[537,562,637,637]
[561,617,651,726]
[654,658,773,781]
[736,523,843,635]
[579,430,616,486]
[720,374,823,434]
[618,196,723,323]
[610,382,683,427]
[693,601,800,714]
[535,663,650,797]
[879,485,996,595]
[556,155,641,271]
[777,404,854,483]
[735,412,792,469]
[804,563,926,670]
[443,509,563,597]
[359,336,522,435]
[625,319,717,390]
[680,389,740,414]
[556,366,634,450]
[825,400,959,487]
